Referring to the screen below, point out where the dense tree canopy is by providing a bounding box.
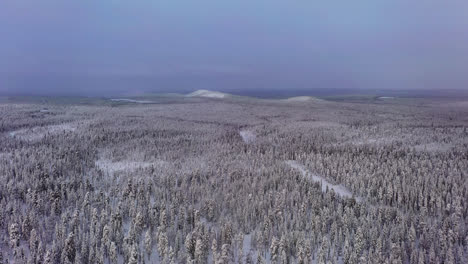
[0,98,467,263]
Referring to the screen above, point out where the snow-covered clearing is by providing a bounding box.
[350,138,395,146]
[289,121,343,129]
[414,142,452,152]
[240,130,256,143]
[8,122,80,141]
[336,134,398,147]
[95,159,169,175]
[286,160,359,200]
[0,152,10,160]
[450,101,468,107]
[110,98,154,104]
[242,234,253,258]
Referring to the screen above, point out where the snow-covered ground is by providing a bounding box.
[349,137,396,146]
[0,152,10,160]
[286,160,358,200]
[414,142,452,152]
[110,98,154,103]
[285,96,323,102]
[8,122,80,141]
[95,158,169,175]
[186,90,229,98]
[240,130,256,143]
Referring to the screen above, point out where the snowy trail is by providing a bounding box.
[286,160,359,201]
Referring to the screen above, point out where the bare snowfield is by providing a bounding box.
[414,142,453,152]
[8,122,82,141]
[346,137,398,146]
[95,158,169,175]
[0,152,11,160]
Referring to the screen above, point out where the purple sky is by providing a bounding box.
[1,0,468,95]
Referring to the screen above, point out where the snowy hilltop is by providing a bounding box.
[186,90,231,99]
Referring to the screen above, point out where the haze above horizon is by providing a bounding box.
[1,0,468,96]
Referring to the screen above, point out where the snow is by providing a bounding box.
[0,152,11,161]
[378,96,395,99]
[8,123,79,141]
[414,142,452,152]
[448,101,468,107]
[350,138,394,146]
[242,234,252,257]
[285,96,323,102]
[95,159,169,175]
[110,98,154,103]
[186,90,228,98]
[240,130,256,143]
[286,160,359,200]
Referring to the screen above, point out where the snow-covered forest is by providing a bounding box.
[1,97,467,263]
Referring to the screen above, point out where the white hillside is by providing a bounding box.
[187,89,230,98]
[285,96,324,102]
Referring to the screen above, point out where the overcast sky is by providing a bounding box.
[1,0,468,96]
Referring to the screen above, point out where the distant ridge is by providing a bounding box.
[185,90,327,103]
